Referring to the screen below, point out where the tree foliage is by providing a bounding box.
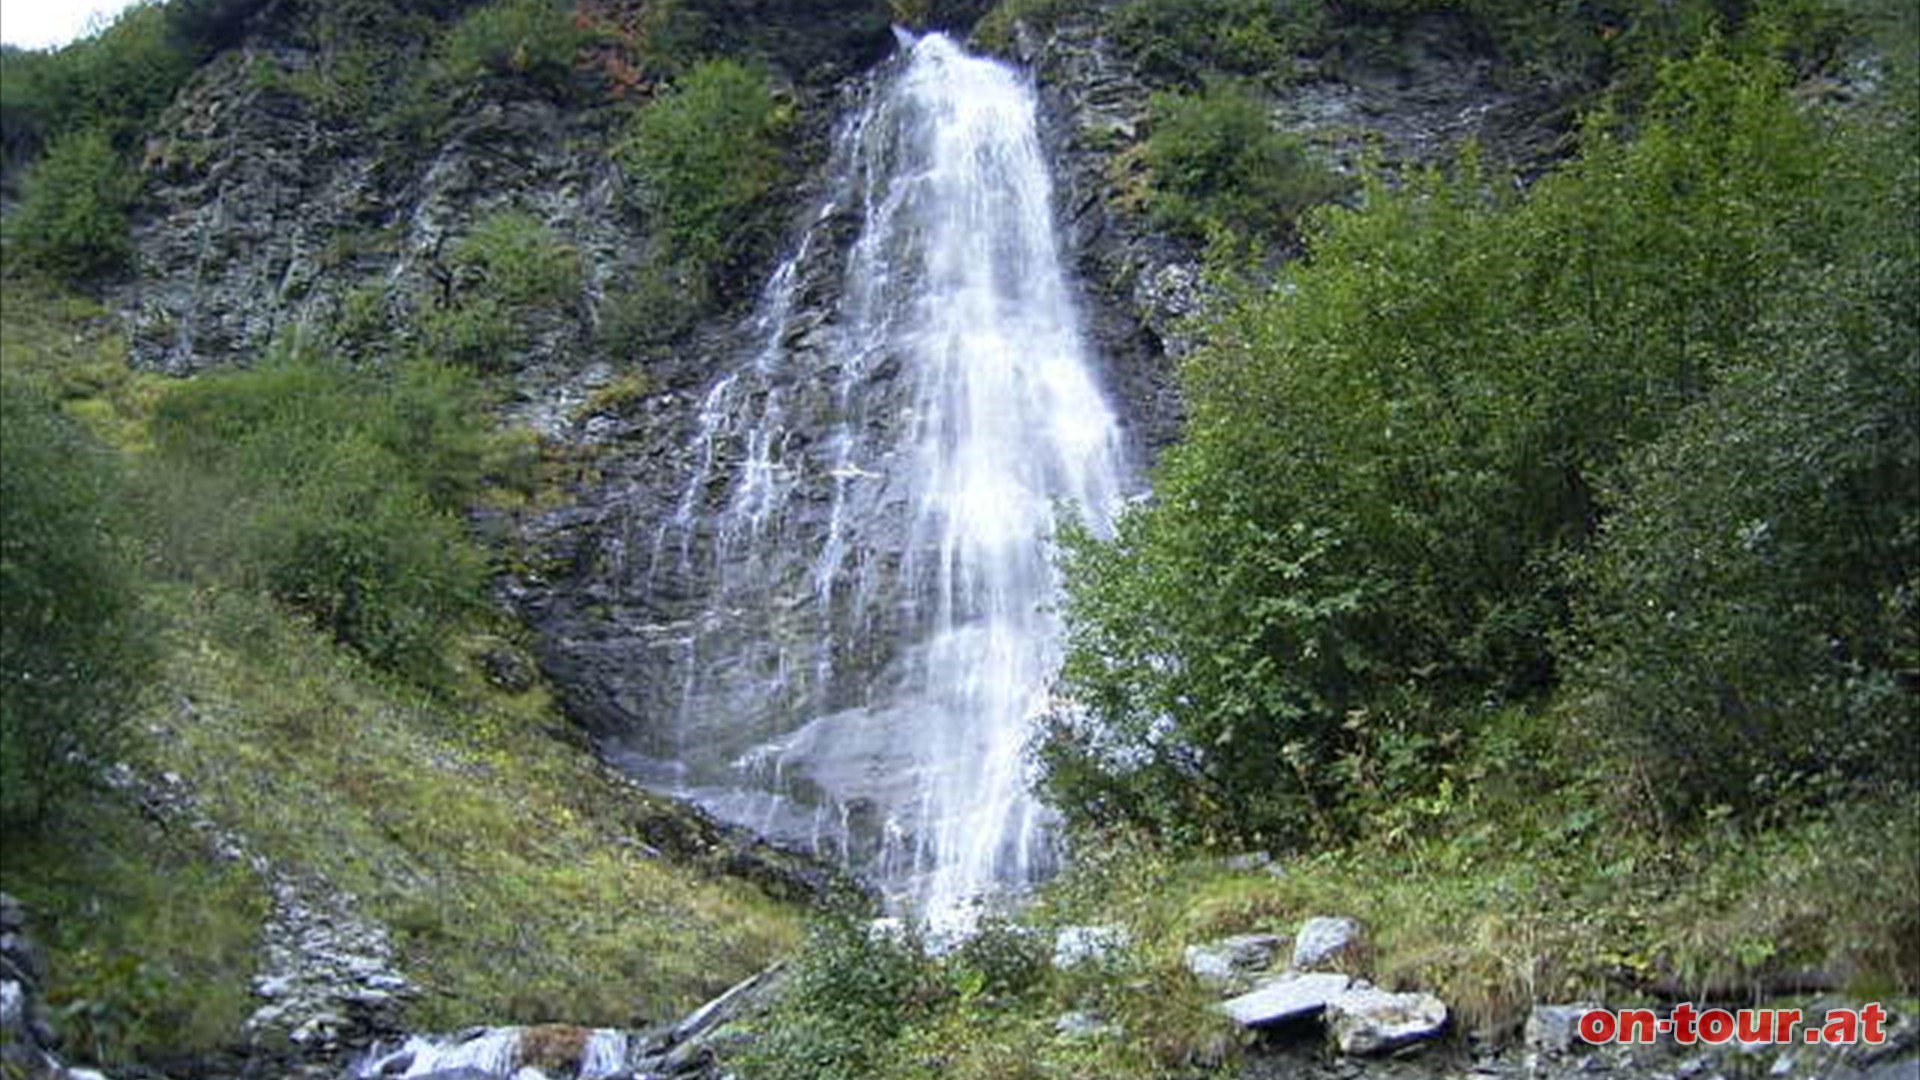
[147,345,495,684]
[0,385,153,830]
[1,127,140,285]
[1566,80,1920,822]
[619,58,792,300]
[1044,43,1916,846]
[420,209,583,370]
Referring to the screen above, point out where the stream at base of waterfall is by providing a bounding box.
[616,30,1129,934]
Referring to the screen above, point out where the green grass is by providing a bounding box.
[738,756,1918,1080]
[2,793,267,1067]
[0,280,169,449]
[143,585,802,1029]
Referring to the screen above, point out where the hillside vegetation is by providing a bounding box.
[0,273,805,1068]
[1,0,1916,1076]
[738,1,1920,1078]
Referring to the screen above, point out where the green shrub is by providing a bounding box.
[422,209,582,369]
[0,385,153,831]
[451,209,582,309]
[597,258,707,354]
[1143,80,1345,245]
[148,346,494,684]
[972,0,1093,54]
[1045,49,1862,847]
[1,127,139,285]
[442,0,588,97]
[0,3,195,167]
[1112,0,1325,85]
[620,59,791,298]
[1565,84,1920,822]
[7,792,266,1066]
[734,918,935,1080]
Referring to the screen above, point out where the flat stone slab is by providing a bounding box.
[1221,972,1353,1028]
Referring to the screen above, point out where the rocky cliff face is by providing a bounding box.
[112,0,1573,888]
[500,9,1587,886]
[117,0,897,430]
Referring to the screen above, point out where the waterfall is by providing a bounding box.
[623,32,1128,927]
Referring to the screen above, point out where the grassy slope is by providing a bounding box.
[0,282,801,1066]
[740,782,1919,1080]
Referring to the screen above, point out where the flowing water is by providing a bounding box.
[622,31,1127,928]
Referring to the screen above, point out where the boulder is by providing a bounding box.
[1292,915,1368,972]
[1526,1002,1603,1057]
[1183,933,1287,991]
[1052,925,1130,970]
[1325,986,1449,1055]
[1220,971,1353,1028]
[1054,1010,1120,1040]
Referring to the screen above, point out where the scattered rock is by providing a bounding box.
[0,893,111,1079]
[101,761,416,1054]
[1325,986,1449,1055]
[1293,916,1368,973]
[1184,933,1287,991]
[1527,1002,1602,1057]
[478,643,538,694]
[1052,925,1131,970]
[1221,971,1354,1028]
[1055,1009,1121,1040]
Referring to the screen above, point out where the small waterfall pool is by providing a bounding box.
[620,31,1129,930]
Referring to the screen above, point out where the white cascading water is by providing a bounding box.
[626,31,1127,929]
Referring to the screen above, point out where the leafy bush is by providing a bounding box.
[0,385,152,830]
[0,3,195,168]
[1565,84,1920,822]
[8,792,265,1066]
[451,209,582,308]
[597,258,706,354]
[1143,80,1345,245]
[1,127,139,285]
[620,59,791,299]
[735,918,934,1080]
[148,346,494,684]
[442,0,588,97]
[1112,0,1326,85]
[421,209,582,369]
[972,0,1093,54]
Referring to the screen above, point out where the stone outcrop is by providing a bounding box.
[1221,971,1354,1029]
[1184,933,1288,992]
[1325,986,1449,1055]
[1051,925,1132,971]
[99,762,417,1056]
[1291,915,1368,972]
